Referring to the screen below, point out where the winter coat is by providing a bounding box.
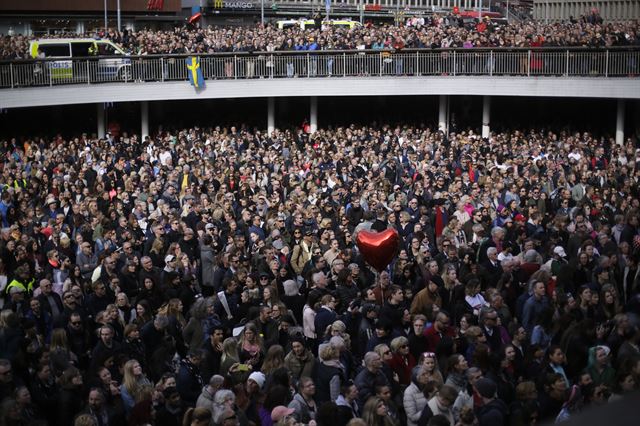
[284,349,316,381]
[176,359,204,406]
[196,385,216,413]
[288,392,316,424]
[354,367,389,408]
[418,397,455,426]
[388,353,416,386]
[403,382,428,426]
[200,245,216,289]
[314,360,344,403]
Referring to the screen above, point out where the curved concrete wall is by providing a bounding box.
[1,76,639,109]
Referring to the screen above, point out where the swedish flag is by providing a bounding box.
[186,56,205,89]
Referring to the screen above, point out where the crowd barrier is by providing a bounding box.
[1,48,638,89]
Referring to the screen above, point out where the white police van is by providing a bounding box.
[29,38,131,81]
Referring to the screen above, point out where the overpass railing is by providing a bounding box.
[1,48,638,89]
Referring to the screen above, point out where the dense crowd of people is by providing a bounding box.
[1,13,639,60]
[0,122,639,426]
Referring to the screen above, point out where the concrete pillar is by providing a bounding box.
[267,97,275,134]
[482,95,491,138]
[616,99,625,146]
[310,96,318,134]
[97,103,105,138]
[141,101,149,140]
[438,95,448,134]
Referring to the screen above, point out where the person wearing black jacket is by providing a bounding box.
[314,343,346,403]
[379,285,406,330]
[36,278,63,322]
[200,326,224,383]
[56,366,85,426]
[314,294,338,339]
[155,386,186,426]
[29,363,58,416]
[121,324,146,367]
[90,324,122,372]
[176,349,205,407]
[474,377,509,426]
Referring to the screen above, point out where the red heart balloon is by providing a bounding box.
[356,228,400,273]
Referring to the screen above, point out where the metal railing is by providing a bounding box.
[1,48,638,89]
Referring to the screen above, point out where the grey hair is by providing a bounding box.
[188,297,210,321]
[153,315,169,329]
[208,374,225,388]
[213,389,236,424]
[472,223,485,234]
[597,256,609,269]
[524,249,541,264]
[312,271,326,286]
[213,389,235,405]
[486,247,498,257]
[479,306,496,323]
[363,351,380,367]
[490,227,505,238]
[465,367,482,380]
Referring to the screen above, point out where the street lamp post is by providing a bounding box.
[104,0,108,33]
[506,0,510,23]
[261,0,264,25]
[117,0,121,32]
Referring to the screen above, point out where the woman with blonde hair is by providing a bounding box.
[362,396,398,426]
[116,292,137,326]
[105,303,124,340]
[220,337,250,385]
[262,285,279,309]
[220,337,240,370]
[416,352,444,387]
[120,359,152,414]
[166,242,183,261]
[440,263,462,313]
[182,406,212,426]
[49,327,78,376]
[158,298,187,350]
[261,344,285,376]
[238,322,264,368]
[149,237,165,267]
[315,342,345,403]
[388,336,416,386]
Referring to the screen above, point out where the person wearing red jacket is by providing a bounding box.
[423,311,455,353]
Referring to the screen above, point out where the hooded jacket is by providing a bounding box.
[288,392,316,424]
[195,385,215,413]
